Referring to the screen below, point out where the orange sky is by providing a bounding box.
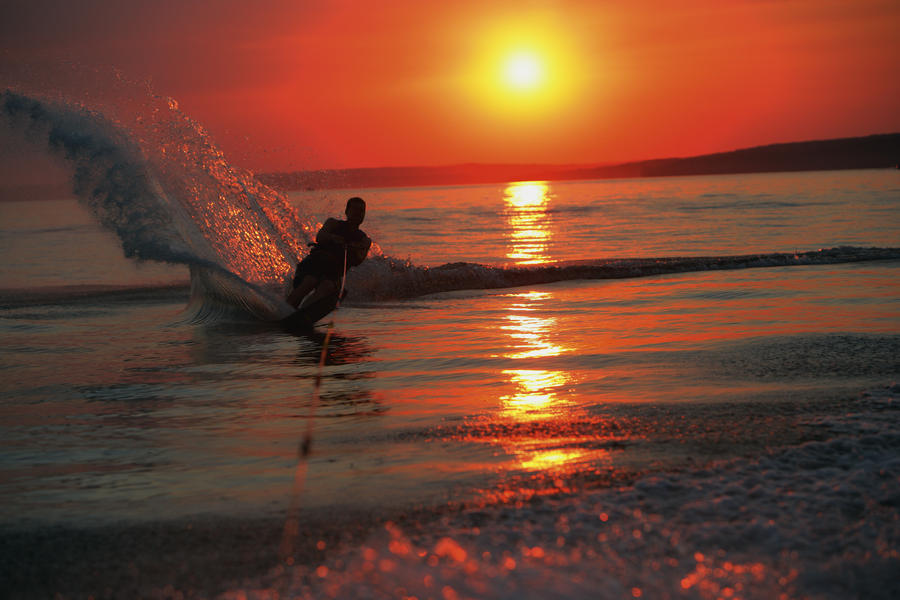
[2,0,899,172]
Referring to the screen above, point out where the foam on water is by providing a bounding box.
[226,386,900,600]
[350,247,900,301]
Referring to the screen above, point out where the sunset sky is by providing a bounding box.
[2,0,899,172]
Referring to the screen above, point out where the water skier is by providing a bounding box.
[287,197,372,310]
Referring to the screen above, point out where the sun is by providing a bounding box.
[461,13,585,119]
[503,52,545,92]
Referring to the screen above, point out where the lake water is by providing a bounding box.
[1,91,899,600]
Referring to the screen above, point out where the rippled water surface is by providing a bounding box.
[1,170,898,598]
[2,259,897,525]
[300,170,900,266]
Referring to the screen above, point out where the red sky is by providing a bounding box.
[2,0,899,172]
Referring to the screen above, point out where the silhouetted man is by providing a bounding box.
[287,197,371,309]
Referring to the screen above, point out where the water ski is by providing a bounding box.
[281,291,341,332]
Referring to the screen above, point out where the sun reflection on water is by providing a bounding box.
[501,369,569,418]
[504,181,554,266]
[463,193,619,492]
[499,290,570,423]
[493,289,615,480]
[502,315,565,359]
[517,446,611,473]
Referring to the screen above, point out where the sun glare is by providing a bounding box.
[504,52,544,91]
[462,13,584,120]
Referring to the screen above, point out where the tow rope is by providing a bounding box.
[280,246,349,563]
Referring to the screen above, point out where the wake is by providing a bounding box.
[349,246,900,301]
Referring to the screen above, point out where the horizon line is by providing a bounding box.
[260,131,900,175]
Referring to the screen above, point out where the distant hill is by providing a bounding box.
[258,133,900,190]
